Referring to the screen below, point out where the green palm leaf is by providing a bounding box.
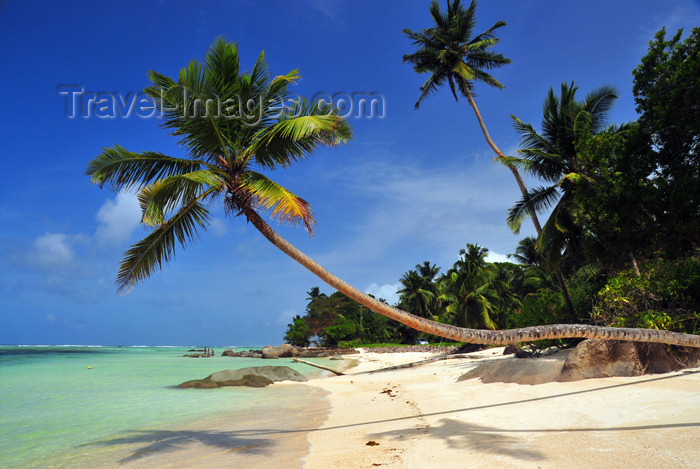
[86,146,205,189]
[139,170,225,226]
[116,190,213,293]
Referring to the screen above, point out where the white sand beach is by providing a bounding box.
[69,349,700,468]
[303,348,700,468]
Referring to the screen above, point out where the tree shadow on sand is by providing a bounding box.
[82,429,273,463]
[369,418,544,461]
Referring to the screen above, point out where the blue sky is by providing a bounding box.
[1,0,698,346]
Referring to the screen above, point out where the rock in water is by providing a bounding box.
[178,366,308,388]
[180,375,272,388]
[276,343,296,357]
[209,367,307,383]
[261,346,279,359]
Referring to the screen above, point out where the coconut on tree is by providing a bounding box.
[86,39,700,348]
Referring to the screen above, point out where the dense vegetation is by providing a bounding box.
[284,24,699,347]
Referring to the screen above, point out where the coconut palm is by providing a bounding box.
[506,82,620,270]
[439,244,498,329]
[403,0,542,233]
[398,269,436,319]
[86,39,700,348]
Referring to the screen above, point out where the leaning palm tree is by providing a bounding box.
[403,0,542,233]
[86,39,700,348]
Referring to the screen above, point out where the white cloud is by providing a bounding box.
[314,158,529,271]
[277,308,297,326]
[95,190,142,245]
[209,218,228,237]
[365,282,401,306]
[28,233,75,267]
[486,251,510,263]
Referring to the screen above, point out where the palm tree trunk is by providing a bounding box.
[629,251,641,276]
[243,208,700,348]
[461,86,542,232]
[461,84,576,319]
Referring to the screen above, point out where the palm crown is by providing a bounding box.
[506,82,618,267]
[86,39,351,292]
[402,0,511,108]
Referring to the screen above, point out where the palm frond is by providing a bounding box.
[507,185,561,233]
[239,172,315,234]
[246,98,351,168]
[139,170,225,226]
[86,146,205,190]
[116,192,213,293]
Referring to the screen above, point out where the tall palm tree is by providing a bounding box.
[398,269,436,319]
[398,261,441,320]
[86,39,700,348]
[506,83,620,320]
[403,0,542,233]
[439,244,498,329]
[509,236,542,268]
[507,82,619,270]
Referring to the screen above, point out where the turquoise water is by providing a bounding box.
[0,346,327,468]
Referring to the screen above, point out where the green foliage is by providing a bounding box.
[593,256,700,334]
[283,315,312,347]
[283,288,402,346]
[509,288,565,329]
[337,339,363,349]
[403,0,510,108]
[322,315,357,346]
[507,81,619,273]
[439,244,500,330]
[632,27,700,256]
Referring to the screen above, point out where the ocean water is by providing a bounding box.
[0,346,330,468]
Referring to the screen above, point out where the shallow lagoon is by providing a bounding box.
[0,346,329,468]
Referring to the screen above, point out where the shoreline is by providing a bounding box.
[302,348,700,468]
[56,382,330,469]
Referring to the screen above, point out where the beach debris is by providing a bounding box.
[292,358,345,376]
[366,440,380,446]
[178,366,308,388]
[380,388,396,398]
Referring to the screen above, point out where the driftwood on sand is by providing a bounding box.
[292,358,345,376]
[356,353,480,375]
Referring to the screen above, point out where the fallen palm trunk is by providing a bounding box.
[292,358,345,376]
[246,210,700,349]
